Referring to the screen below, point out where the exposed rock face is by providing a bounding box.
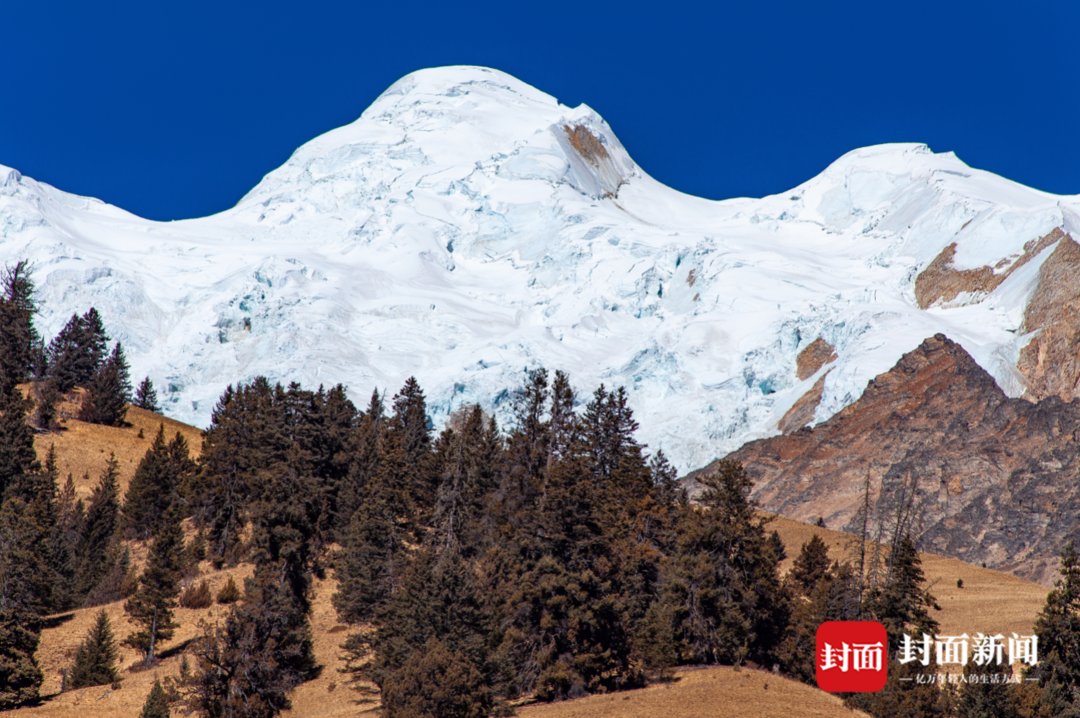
[795,338,837,380]
[1018,235,1080,402]
[778,373,827,434]
[913,228,1063,309]
[693,334,1080,584]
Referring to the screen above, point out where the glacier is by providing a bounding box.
[2,65,1079,472]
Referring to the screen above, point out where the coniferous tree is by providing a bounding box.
[46,308,109,393]
[0,492,50,708]
[380,637,494,718]
[141,678,171,718]
[80,308,110,372]
[124,503,185,664]
[0,407,53,710]
[333,479,402,624]
[0,386,36,500]
[657,459,789,667]
[79,342,131,426]
[124,425,193,539]
[387,377,435,528]
[0,261,38,394]
[134,377,160,412]
[69,610,120,689]
[191,455,319,718]
[335,390,383,539]
[791,534,832,595]
[30,378,60,431]
[195,380,280,566]
[1028,542,1080,714]
[75,458,122,603]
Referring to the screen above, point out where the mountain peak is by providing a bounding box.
[4,67,1080,472]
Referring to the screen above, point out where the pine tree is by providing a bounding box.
[191,454,320,718]
[0,616,43,708]
[380,637,494,718]
[658,459,789,667]
[75,458,122,603]
[869,534,939,643]
[955,660,1018,718]
[0,260,38,394]
[69,610,120,689]
[333,481,402,624]
[1028,542,1080,714]
[140,678,171,718]
[46,308,109,393]
[30,378,60,431]
[195,379,282,566]
[0,422,54,709]
[124,503,185,664]
[79,342,131,426]
[124,425,192,539]
[0,386,37,500]
[363,545,492,694]
[791,534,832,595]
[388,377,435,525]
[335,390,383,539]
[134,377,160,412]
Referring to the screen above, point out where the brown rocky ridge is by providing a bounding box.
[691,333,1080,585]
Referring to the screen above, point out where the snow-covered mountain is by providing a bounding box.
[4,65,1079,471]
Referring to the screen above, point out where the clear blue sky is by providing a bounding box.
[3,1,1076,220]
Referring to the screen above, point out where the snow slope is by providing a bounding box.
[3,66,1079,471]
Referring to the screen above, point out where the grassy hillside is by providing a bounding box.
[12,408,1048,717]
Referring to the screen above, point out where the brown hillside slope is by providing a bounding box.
[34,403,203,499]
[517,666,868,718]
[696,334,1080,585]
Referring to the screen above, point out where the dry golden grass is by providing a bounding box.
[34,402,203,499]
[768,515,1048,638]
[517,665,868,718]
[11,410,1050,717]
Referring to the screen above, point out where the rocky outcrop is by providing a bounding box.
[692,334,1080,584]
[778,373,827,434]
[914,228,1063,309]
[1018,235,1080,402]
[795,338,837,380]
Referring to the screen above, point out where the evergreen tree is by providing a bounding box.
[134,377,160,412]
[79,342,131,426]
[334,390,383,539]
[0,260,38,394]
[790,534,832,595]
[1028,542,1080,714]
[46,308,110,393]
[0,386,37,500]
[124,425,193,539]
[75,458,122,603]
[333,480,402,624]
[69,610,120,689]
[0,486,52,707]
[0,614,43,708]
[658,460,789,667]
[362,545,492,696]
[955,660,1018,718]
[387,377,435,526]
[140,679,171,718]
[30,378,60,431]
[869,534,939,643]
[191,454,320,718]
[195,379,281,566]
[380,637,494,718]
[124,503,185,664]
